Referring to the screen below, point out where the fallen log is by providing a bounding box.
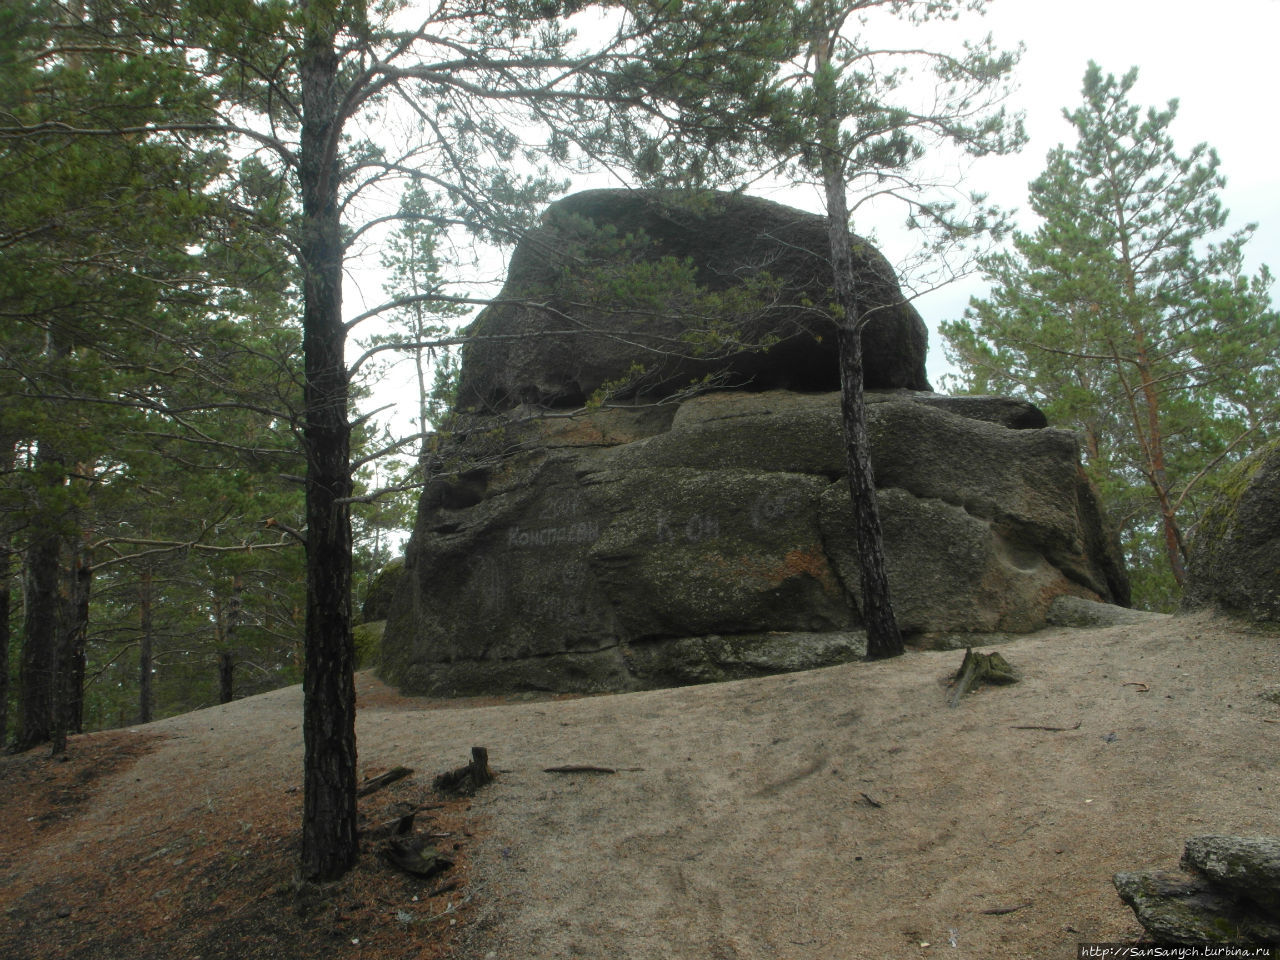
[357,765,413,798]
[383,836,454,879]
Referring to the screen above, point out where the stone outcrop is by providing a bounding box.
[1183,439,1280,622]
[360,557,405,624]
[455,189,931,413]
[1114,836,1280,944]
[380,188,1130,697]
[381,389,1129,696]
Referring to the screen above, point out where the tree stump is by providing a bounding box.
[432,746,495,796]
[948,648,1018,707]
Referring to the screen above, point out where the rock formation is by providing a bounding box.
[1183,439,1280,622]
[456,189,931,413]
[360,557,405,624]
[1114,835,1280,944]
[379,189,1130,697]
[381,389,1129,696]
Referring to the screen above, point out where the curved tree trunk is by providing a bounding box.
[813,19,904,661]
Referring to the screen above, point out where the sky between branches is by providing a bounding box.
[346,0,1280,434]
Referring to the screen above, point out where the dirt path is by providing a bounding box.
[431,612,1279,960]
[3,611,1277,960]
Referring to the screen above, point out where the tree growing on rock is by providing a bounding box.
[941,63,1278,608]
[605,0,1024,657]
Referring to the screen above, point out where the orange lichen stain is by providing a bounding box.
[713,545,839,595]
[539,420,608,446]
[777,547,838,593]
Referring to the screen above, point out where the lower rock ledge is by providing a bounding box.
[1114,841,1280,945]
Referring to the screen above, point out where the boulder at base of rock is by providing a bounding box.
[380,389,1129,697]
[456,189,930,413]
[1116,835,1280,945]
[1113,870,1280,945]
[1183,439,1280,622]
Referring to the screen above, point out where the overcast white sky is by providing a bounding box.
[740,0,1280,385]
[351,0,1280,421]
[900,0,1280,384]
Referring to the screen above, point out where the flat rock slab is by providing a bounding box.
[1045,596,1166,629]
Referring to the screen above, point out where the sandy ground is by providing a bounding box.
[7,610,1279,960]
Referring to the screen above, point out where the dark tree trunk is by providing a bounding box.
[16,333,76,751]
[1,435,14,748]
[16,524,61,752]
[50,544,88,755]
[139,563,153,724]
[814,48,904,660]
[219,574,242,704]
[218,651,234,705]
[298,13,358,882]
[833,318,903,660]
[1,557,10,749]
[71,547,89,733]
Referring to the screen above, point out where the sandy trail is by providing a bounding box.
[24,610,1276,960]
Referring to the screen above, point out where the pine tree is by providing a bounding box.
[1,0,304,749]
[941,63,1278,608]
[2,0,704,878]
[603,0,1024,657]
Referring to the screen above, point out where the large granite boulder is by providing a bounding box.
[381,390,1129,696]
[455,189,931,413]
[1183,439,1280,622]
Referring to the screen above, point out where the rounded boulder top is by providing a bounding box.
[455,189,931,413]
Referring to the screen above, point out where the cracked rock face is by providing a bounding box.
[1182,835,1280,915]
[381,390,1130,697]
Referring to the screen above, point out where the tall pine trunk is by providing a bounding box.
[139,562,153,724]
[218,652,235,704]
[298,9,358,882]
[1116,212,1187,589]
[15,431,67,753]
[814,27,903,661]
[1,552,10,748]
[17,529,60,751]
[1136,361,1187,587]
[217,575,242,704]
[1,437,15,747]
[53,545,90,750]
